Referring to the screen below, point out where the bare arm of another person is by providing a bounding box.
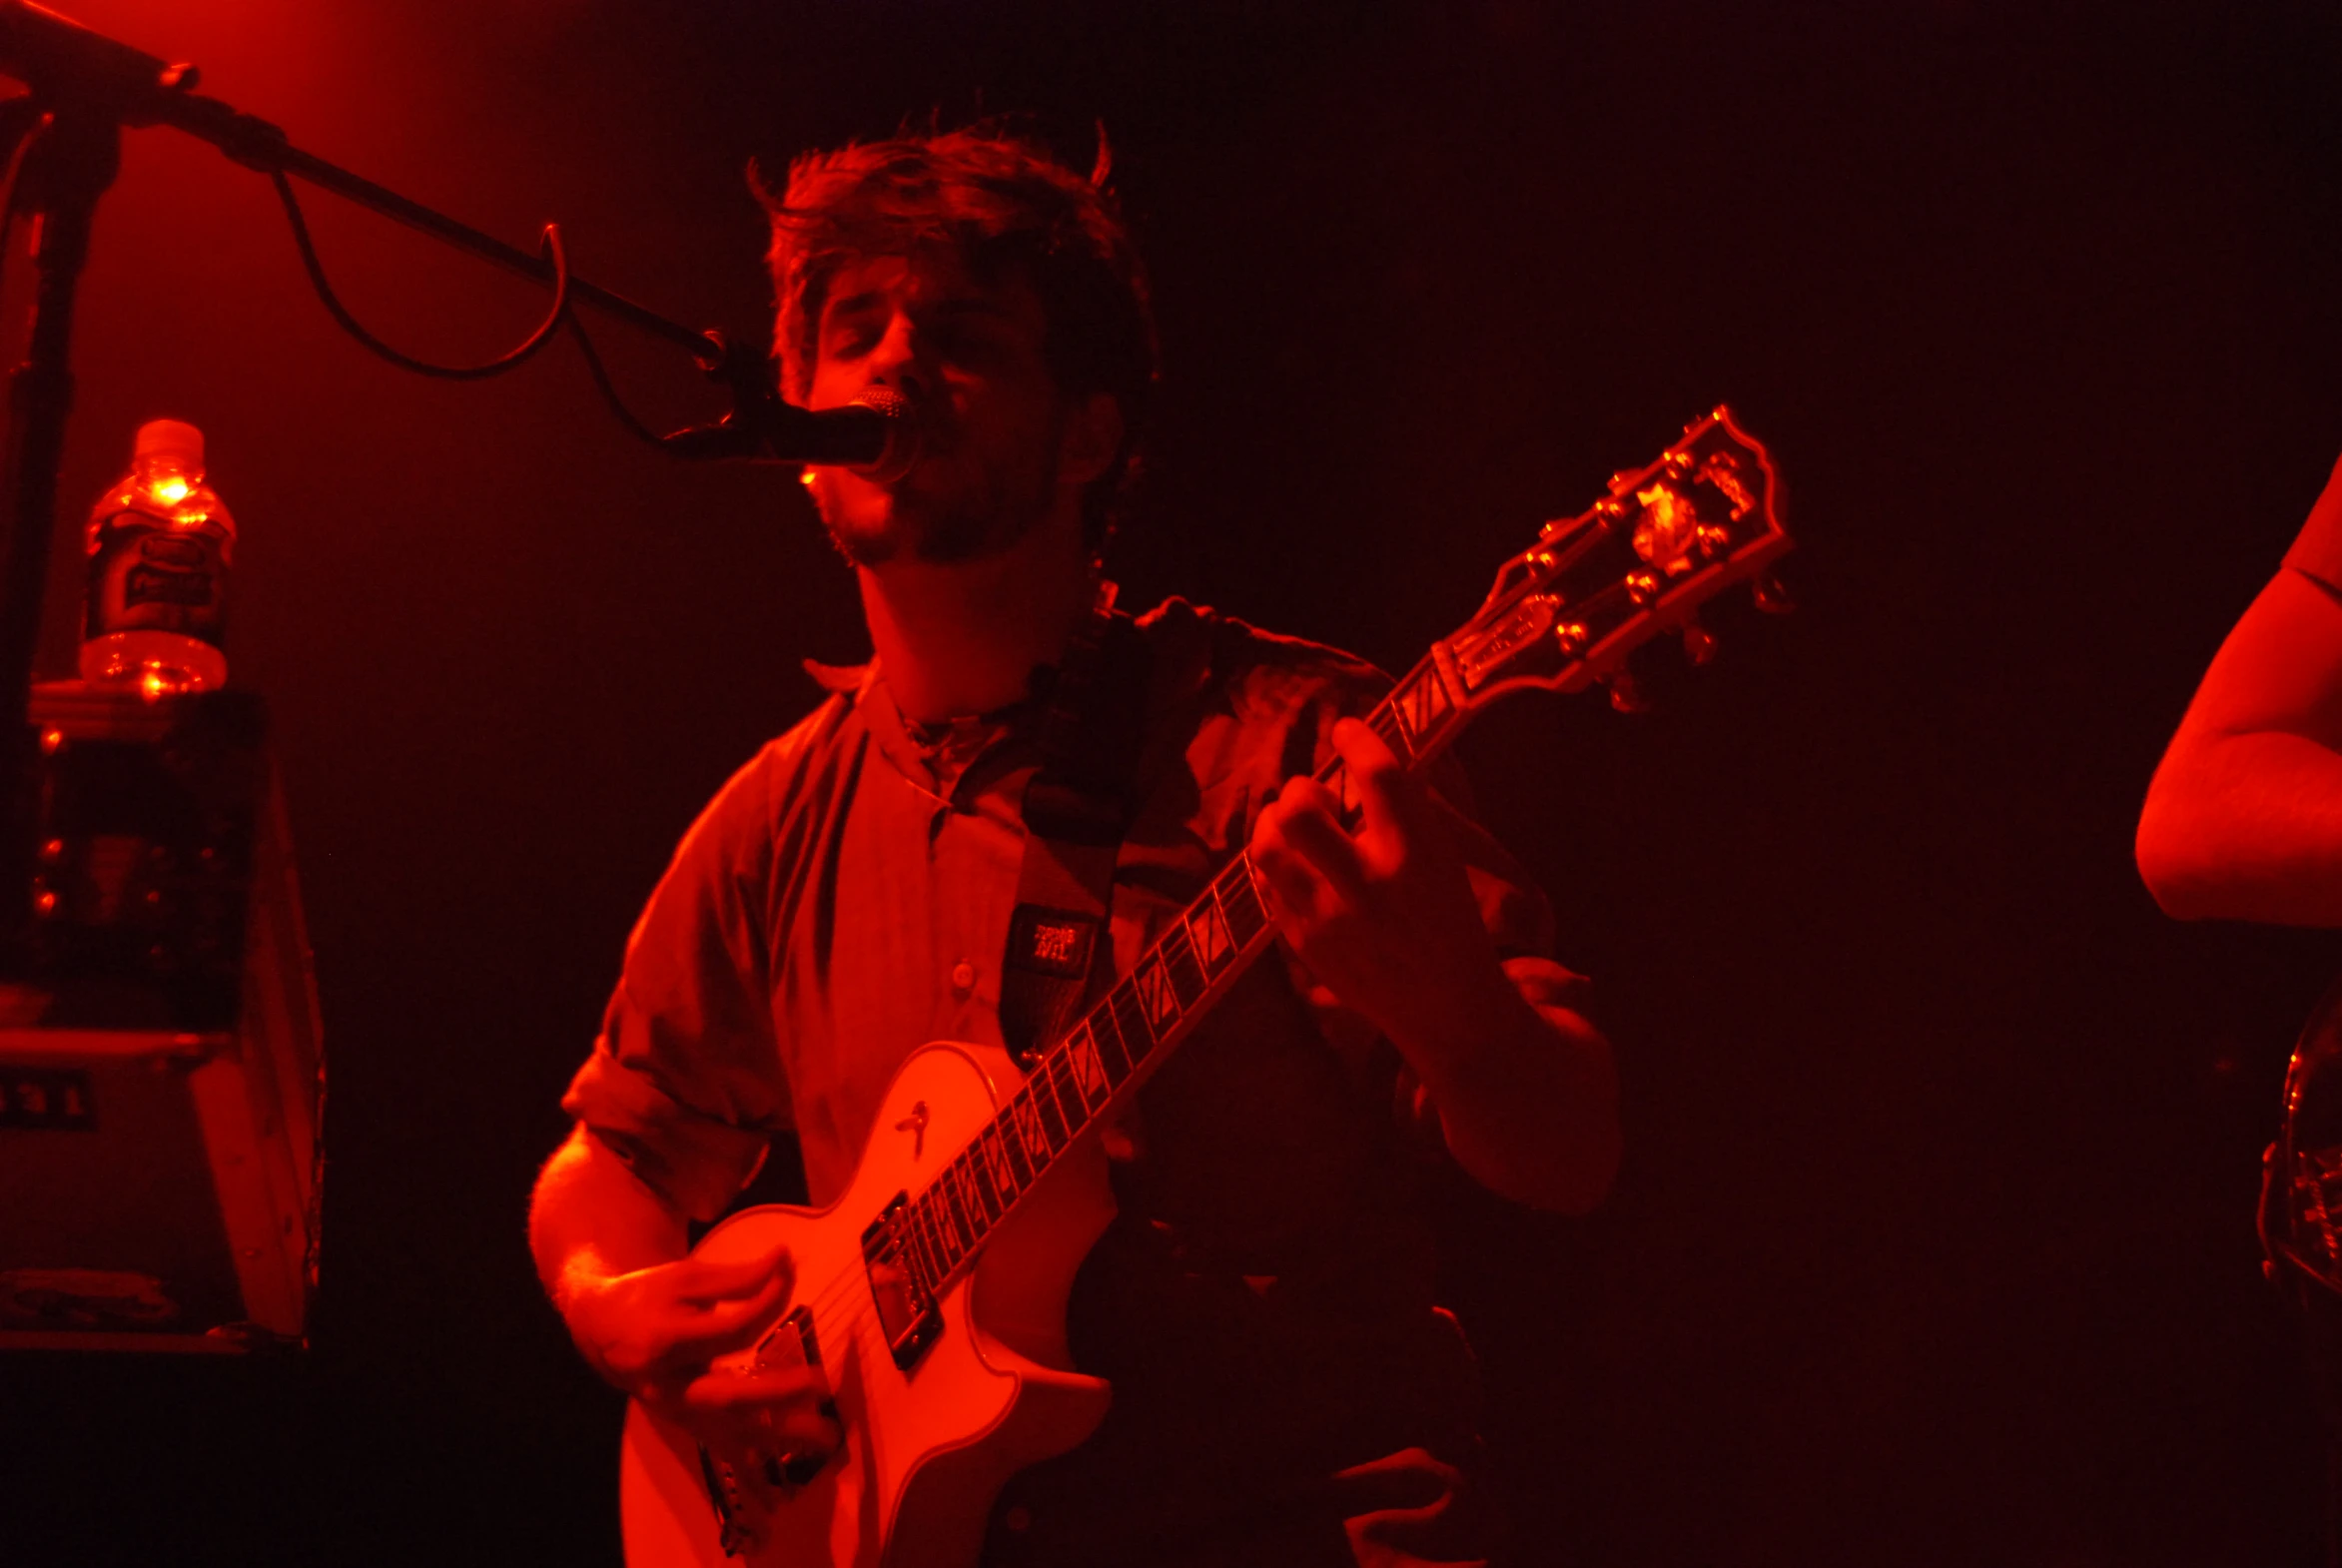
[2137,538,2342,926]
[528,1126,839,1471]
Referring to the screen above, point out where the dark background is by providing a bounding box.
[6,0,2342,1562]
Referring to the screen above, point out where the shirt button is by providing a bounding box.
[951,961,977,995]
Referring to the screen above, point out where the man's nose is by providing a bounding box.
[865,313,935,404]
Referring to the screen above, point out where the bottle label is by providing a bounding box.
[85,511,228,645]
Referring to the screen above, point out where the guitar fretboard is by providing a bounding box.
[890,652,1468,1298]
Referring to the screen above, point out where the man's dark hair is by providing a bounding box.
[757,123,1157,549]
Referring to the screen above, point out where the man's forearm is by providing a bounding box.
[1386,967,1621,1214]
[528,1125,691,1313]
[2137,729,2342,925]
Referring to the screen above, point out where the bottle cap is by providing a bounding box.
[134,419,204,466]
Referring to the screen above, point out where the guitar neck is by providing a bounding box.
[890,655,1470,1298]
[888,403,1789,1300]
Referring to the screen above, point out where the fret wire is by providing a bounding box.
[1030,1075,1070,1151]
[976,1144,1007,1222]
[1219,860,1268,947]
[1110,980,1154,1065]
[924,1197,955,1286]
[1130,955,1170,1041]
[1050,1050,1091,1136]
[967,1156,1000,1237]
[1183,901,1216,971]
[937,1162,969,1247]
[1015,1089,1052,1163]
[1047,1058,1082,1144]
[961,1152,1000,1227]
[910,1200,946,1289]
[1033,1048,1069,1135]
[1068,1017,1117,1091]
[995,1117,1032,1190]
[1091,1009,1134,1085]
[990,1126,1023,1201]
[1209,861,1249,929]
[939,1174,975,1252]
[1069,1025,1111,1111]
[974,1131,1007,1211]
[917,1191,957,1272]
[1163,923,1206,1005]
[937,1186,969,1264]
[1369,696,1416,765]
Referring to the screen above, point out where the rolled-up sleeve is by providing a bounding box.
[561,747,794,1222]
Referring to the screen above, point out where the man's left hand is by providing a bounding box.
[1247,718,1512,1053]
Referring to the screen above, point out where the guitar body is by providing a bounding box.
[620,1040,1116,1568]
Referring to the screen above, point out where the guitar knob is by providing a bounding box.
[1682,625,1717,665]
[1606,673,1650,714]
[1753,572,1795,615]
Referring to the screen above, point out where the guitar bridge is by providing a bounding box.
[862,1192,943,1370]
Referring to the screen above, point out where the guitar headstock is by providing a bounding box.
[1443,405,1790,711]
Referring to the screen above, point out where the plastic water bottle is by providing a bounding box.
[79,419,235,696]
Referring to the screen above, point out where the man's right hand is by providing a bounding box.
[561,1244,844,1484]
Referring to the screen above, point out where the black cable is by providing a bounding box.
[270,166,571,382]
[269,160,715,451]
[561,307,681,450]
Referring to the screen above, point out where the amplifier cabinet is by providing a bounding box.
[0,684,322,1351]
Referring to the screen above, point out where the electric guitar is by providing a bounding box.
[619,406,1793,1567]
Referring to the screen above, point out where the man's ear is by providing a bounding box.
[1057,392,1125,487]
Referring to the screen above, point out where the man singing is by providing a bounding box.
[529,125,1619,1567]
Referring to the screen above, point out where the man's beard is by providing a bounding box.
[821,416,1064,568]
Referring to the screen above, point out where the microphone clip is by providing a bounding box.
[661,330,785,461]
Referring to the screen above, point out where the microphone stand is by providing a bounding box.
[0,0,761,966]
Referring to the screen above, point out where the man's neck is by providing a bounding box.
[857,523,1096,725]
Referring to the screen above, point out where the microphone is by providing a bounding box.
[662,388,920,479]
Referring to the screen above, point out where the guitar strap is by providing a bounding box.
[998,579,1152,1067]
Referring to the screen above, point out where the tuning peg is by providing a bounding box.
[1681,624,1718,665]
[1605,673,1650,714]
[1752,571,1795,615]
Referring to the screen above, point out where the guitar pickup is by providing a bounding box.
[861,1192,942,1370]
